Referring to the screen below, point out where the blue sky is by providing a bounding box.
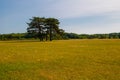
[0,0,120,34]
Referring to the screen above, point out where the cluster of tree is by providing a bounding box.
[0,17,120,40]
[0,32,64,40]
[64,33,120,39]
[0,33,26,40]
[1,32,120,40]
[0,16,65,41]
[27,17,64,41]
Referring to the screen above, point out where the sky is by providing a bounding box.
[0,0,120,34]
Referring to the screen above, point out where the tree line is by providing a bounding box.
[0,17,64,41]
[64,33,120,39]
[0,16,120,40]
[0,32,120,40]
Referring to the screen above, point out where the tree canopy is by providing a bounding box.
[27,17,64,41]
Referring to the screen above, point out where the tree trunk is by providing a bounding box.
[50,26,52,41]
[39,28,42,41]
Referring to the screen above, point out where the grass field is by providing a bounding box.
[0,39,120,80]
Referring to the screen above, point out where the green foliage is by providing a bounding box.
[27,17,64,41]
[0,32,120,40]
[0,33,26,40]
[63,32,120,39]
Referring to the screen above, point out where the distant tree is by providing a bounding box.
[27,17,64,41]
[27,17,45,41]
[45,18,60,41]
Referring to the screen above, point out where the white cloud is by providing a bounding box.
[47,0,120,34]
[65,22,120,34]
[48,0,120,18]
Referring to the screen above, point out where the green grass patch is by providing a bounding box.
[0,39,120,80]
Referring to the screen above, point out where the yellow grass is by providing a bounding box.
[0,39,120,80]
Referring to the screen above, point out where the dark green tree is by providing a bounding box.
[45,18,60,41]
[27,17,45,41]
[27,17,63,41]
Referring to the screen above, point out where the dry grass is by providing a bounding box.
[0,39,120,80]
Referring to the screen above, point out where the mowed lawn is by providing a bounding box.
[0,39,120,80]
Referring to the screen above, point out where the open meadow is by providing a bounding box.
[0,39,120,80]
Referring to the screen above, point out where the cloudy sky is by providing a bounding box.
[0,0,120,34]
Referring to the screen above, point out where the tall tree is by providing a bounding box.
[27,17,64,41]
[27,17,45,41]
[45,18,60,41]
